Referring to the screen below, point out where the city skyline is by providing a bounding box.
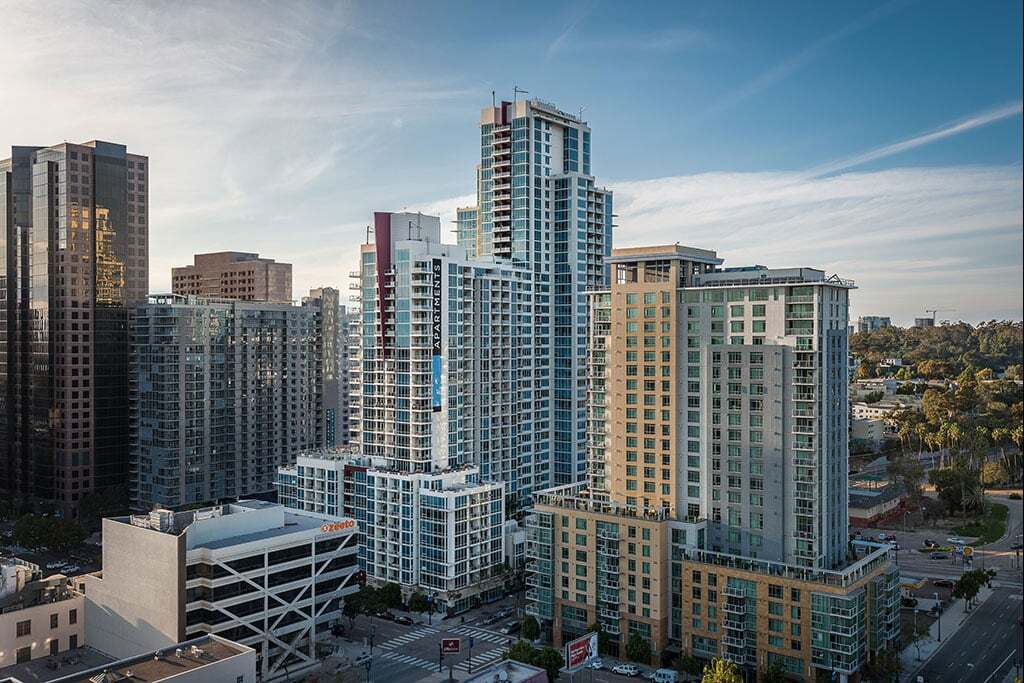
[1,1,1021,325]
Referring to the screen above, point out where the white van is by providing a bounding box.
[653,669,680,683]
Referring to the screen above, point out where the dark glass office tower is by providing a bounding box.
[1,141,148,514]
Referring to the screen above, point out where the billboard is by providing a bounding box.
[441,638,460,654]
[565,632,598,671]
[431,258,443,412]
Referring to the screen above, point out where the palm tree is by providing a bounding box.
[702,658,742,683]
[915,423,929,457]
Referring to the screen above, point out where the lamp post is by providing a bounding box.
[363,657,373,683]
[934,592,941,642]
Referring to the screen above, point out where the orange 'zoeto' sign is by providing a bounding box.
[320,520,356,533]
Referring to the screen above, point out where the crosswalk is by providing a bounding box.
[448,625,510,645]
[380,650,440,672]
[454,647,505,672]
[377,625,439,651]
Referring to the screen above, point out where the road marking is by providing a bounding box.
[980,651,1016,683]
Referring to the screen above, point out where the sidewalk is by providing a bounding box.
[899,586,993,682]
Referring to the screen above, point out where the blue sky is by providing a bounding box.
[1,0,1021,323]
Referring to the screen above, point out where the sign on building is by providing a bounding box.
[565,632,598,671]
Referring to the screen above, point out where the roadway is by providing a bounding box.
[911,586,1023,683]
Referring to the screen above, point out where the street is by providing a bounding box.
[911,586,1023,683]
[340,596,523,683]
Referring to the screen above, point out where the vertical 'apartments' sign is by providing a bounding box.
[431,258,443,412]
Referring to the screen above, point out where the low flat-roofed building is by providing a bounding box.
[0,559,84,669]
[6,635,256,683]
[849,480,906,526]
[464,658,549,683]
[82,501,358,681]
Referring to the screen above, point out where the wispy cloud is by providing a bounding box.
[697,0,911,122]
[548,26,715,56]
[546,1,596,60]
[807,101,1024,177]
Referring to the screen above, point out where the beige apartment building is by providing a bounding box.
[172,251,292,302]
[526,245,899,681]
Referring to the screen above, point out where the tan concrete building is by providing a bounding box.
[0,560,84,668]
[172,251,292,302]
[82,501,359,681]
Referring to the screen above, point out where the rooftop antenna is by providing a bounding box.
[513,84,528,104]
[492,90,496,107]
[578,105,586,121]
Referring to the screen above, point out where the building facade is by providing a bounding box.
[171,252,292,302]
[354,211,532,501]
[1,141,148,512]
[461,99,614,493]
[0,559,84,668]
[853,316,891,333]
[277,453,506,613]
[82,501,358,682]
[526,245,898,680]
[130,294,324,510]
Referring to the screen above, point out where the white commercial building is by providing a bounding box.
[82,501,358,682]
[0,559,84,668]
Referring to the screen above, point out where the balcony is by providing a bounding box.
[723,600,746,615]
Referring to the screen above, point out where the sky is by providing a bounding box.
[1,0,1021,325]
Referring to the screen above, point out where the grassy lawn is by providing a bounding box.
[952,502,1009,545]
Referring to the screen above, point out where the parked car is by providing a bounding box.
[946,537,968,546]
[376,611,395,621]
[653,669,680,683]
[45,561,64,570]
[901,597,918,608]
[877,532,894,542]
[931,579,955,588]
[1010,542,1023,551]
[353,653,372,667]
[496,607,514,619]
[613,664,640,677]
[500,621,521,635]
[922,539,937,549]
[394,615,414,626]
[930,552,949,560]
[589,659,605,670]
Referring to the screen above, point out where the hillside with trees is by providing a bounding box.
[851,320,1022,378]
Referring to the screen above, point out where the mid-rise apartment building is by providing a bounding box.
[171,251,292,302]
[82,501,358,682]
[526,245,898,681]
[853,316,891,333]
[2,141,148,512]
[130,294,324,510]
[461,99,614,493]
[277,452,507,613]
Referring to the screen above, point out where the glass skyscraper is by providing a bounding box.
[1,141,148,513]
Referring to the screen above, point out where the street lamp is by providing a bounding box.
[363,656,372,683]
[934,592,941,642]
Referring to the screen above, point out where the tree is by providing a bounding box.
[587,623,612,655]
[522,614,540,641]
[976,367,995,381]
[952,569,994,610]
[862,390,885,404]
[625,632,651,664]
[408,591,429,616]
[12,514,87,552]
[889,455,925,507]
[378,582,403,610]
[701,658,742,683]
[929,466,982,516]
[760,658,785,683]
[862,650,901,681]
[856,363,877,380]
[505,640,537,666]
[1006,364,1023,381]
[342,591,364,628]
[505,641,563,682]
[675,653,704,677]
[533,646,565,682]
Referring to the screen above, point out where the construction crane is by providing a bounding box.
[925,308,955,323]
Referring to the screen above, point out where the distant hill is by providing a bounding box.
[851,321,1023,376]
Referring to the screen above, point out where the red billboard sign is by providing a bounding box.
[565,632,598,670]
[441,638,461,655]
